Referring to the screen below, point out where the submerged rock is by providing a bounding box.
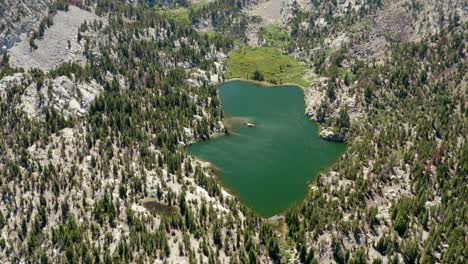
[319,127,344,142]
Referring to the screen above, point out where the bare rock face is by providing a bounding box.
[283,0,467,58]
[8,6,102,71]
[304,83,326,120]
[0,72,102,118]
[0,72,31,96]
[21,75,103,118]
[0,0,52,51]
[245,0,284,46]
[304,78,365,122]
[319,127,344,142]
[285,0,358,21]
[353,0,467,57]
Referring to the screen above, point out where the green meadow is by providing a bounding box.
[225,46,310,88]
[154,2,208,26]
[258,25,290,48]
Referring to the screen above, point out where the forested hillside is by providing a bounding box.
[277,1,466,263]
[0,0,466,263]
[286,25,466,264]
[0,1,272,263]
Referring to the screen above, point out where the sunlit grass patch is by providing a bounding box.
[258,25,290,48]
[155,7,191,26]
[225,46,310,87]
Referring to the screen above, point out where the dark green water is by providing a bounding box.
[189,81,344,217]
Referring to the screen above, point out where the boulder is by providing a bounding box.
[319,127,344,142]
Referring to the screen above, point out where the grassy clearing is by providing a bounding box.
[258,25,290,48]
[190,2,209,12]
[225,47,310,87]
[350,19,370,33]
[154,2,208,26]
[155,7,191,25]
[200,31,221,39]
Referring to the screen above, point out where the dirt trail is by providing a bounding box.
[245,0,284,46]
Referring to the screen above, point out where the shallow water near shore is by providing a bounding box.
[188,80,345,217]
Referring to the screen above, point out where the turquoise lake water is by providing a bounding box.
[189,81,345,217]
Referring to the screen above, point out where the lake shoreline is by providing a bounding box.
[189,81,345,217]
[224,78,308,91]
[223,79,336,141]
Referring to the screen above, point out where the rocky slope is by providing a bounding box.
[0,0,52,51]
[284,0,467,135]
[279,0,467,263]
[0,0,466,263]
[8,5,102,71]
[0,73,103,118]
[0,2,270,263]
[245,0,284,45]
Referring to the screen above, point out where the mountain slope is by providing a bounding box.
[0,0,466,263]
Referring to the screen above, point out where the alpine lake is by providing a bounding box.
[188,80,345,217]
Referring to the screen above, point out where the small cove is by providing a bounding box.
[188,80,345,217]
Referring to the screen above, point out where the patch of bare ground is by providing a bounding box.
[8,6,102,71]
[245,0,284,46]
